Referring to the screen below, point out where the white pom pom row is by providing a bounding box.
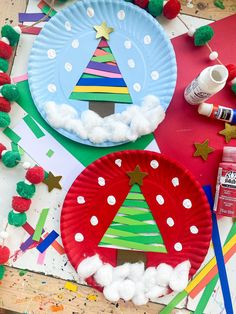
[22,161,32,170]
[14,26,22,34]
[1,37,10,45]
[187,27,196,37]
[0,230,9,239]
[209,51,219,61]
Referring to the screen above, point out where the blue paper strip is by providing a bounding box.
[77,78,127,87]
[203,185,233,314]
[36,230,59,253]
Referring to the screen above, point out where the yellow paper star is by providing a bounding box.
[94,21,114,40]
[193,139,214,161]
[127,165,148,186]
[219,123,236,143]
[43,171,62,192]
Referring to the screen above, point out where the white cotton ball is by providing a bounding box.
[88,126,110,144]
[119,279,136,301]
[187,27,196,37]
[128,262,145,282]
[143,107,165,131]
[68,119,88,139]
[132,293,149,306]
[81,110,103,129]
[0,231,9,239]
[143,267,157,291]
[156,263,174,287]
[145,285,168,300]
[209,51,218,61]
[110,122,130,142]
[130,114,152,136]
[103,281,121,302]
[113,263,130,280]
[135,281,145,294]
[77,255,103,279]
[169,260,191,292]
[121,105,140,124]
[141,95,160,112]
[94,263,113,287]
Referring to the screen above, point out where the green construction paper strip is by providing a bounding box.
[131,184,143,193]
[120,235,164,244]
[159,291,188,314]
[32,208,49,241]
[118,206,148,215]
[124,213,155,221]
[16,80,154,166]
[113,215,151,226]
[110,223,159,233]
[3,127,21,143]
[81,73,103,78]
[102,47,112,53]
[40,4,57,17]
[126,192,145,200]
[11,141,19,152]
[91,54,115,62]
[105,227,141,237]
[100,236,167,252]
[23,115,45,139]
[122,199,149,209]
[70,92,133,103]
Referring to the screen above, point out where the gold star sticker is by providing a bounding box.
[193,139,214,161]
[94,21,114,40]
[127,165,148,186]
[43,171,62,192]
[219,123,236,143]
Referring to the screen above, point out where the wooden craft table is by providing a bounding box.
[0,0,235,313]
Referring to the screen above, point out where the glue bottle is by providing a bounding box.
[184,65,228,105]
[214,146,236,217]
[198,103,236,124]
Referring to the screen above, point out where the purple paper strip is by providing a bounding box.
[20,235,35,251]
[19,13,50,22]
[87,61,121,74]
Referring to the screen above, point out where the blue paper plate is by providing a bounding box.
[28,0,177,147]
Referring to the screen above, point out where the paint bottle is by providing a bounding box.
[184,65,228,105]
[198,103,236,124]
[214,146,236,217]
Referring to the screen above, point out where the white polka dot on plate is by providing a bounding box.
[72,39,79,48]
[87,7,94,17]
[117,10,125,20]
[47,49,56,59]
[151,71,159,80]
[90,216,98,226]
[98,177,105,186]
[144,35,151,45]
[77,196,85,204]
[167,217,174,227]
[75,233,84,242]
[133,83,141,92]
[65,62,72,72]
[65,21,71,31]
[107,195,116,205]
[156,195,164,205]
[174,242,182,251]
[190,226,199,234]
[172,177,179,187]
[150,160,159,169]
[183,199,192,209]
[47,84,56,93]
[128,59,135,68]
[124,40,132,49]
[115,159,122,167]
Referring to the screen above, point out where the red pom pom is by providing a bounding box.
[26,166,45,184]
[226,64,236,82]
[0,73,11,86]
[12,196,31,213]
[0,143,6,158]
[163,0,181,19]
[0,245,10,264]
[0,97,11,113]
[0,41,13,60]
[134,0,149,9]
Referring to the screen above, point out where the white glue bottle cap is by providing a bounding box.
[198,103,213,117]
[202,65,228,89]
[222,146,236,163]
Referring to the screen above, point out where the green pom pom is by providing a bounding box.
[231,84,236,95]
[8,210,27,227]
[0,111,10,128]
[1,84,20,102]
[0,57,9,72]
[148,0,164,17]
[2,151,21,168]
[194,25,214,46]
[0,265,6,280]
[1,25,20,47]
[16,181,36,199]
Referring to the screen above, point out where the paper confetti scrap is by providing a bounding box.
[19,12,50,22]
[37,230,59,253]
[33,208,50,241]
[19,24,42,35]
[64,281,78,292]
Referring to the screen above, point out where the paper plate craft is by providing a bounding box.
[61,150,212,304]
[28,0,177,147]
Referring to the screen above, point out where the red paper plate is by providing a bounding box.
[61,150,212,284]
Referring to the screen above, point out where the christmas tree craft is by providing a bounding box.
[69,22,132,117]
[99,166,167,253]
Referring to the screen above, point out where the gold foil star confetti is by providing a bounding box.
[219,123,236,143]
[94,21,114,40]
[193,139,214,161]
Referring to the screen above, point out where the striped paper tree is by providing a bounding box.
[69,23,132,117]
[99,184,167,253]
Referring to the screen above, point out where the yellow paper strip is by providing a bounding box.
[64,281,78,292]
[73,86,129,94]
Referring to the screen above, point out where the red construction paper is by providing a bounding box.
[155,14,236,189]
